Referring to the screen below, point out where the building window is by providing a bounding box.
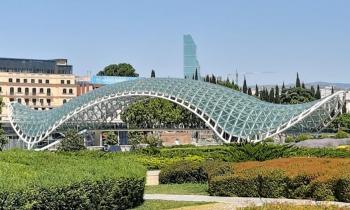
[17,98,21,104]
[10,87,14,95]
[69,89,73,94]
[38,79,42,83]
[9,98,14,102]
[9,78,13,83]
[39,88,44,94]
[17,87,22,93]
[25,99,29,105]
[67,80,71,84]
[63,99,67,104]
[32,99,37,106]
[47,99,51,106]
[24,79,27,83]
[63,88,67,94]
[16,78,20,83]
[61,80,64,84]
[32,88,36,95]
[25,88,29,95]
[0,87,2,92]
[45,80,49,84]
[40,99,44,106]
[31,79,35,83]
[47,88,51,96]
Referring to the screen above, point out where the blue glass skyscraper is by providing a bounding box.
[183,34,200,79]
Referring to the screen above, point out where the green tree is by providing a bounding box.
[331,86,334,94]
[332,113,350,130]
[248,87,252,96]
[275,85,280,103]
[194,69,198,80]
[310,86,315,97]
[97,63,139,77]
[242,77,248,94]
[296,72,301,88]
[280,87,316,104]
[104,131,118,145]
[315,85,321,99]
[269,88,275,103]
[255,84,259,97]
[0,128,8,151]
[58,129,86,152]
[282,82,286,93]
[151,69,155,78]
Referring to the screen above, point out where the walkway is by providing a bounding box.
[144,194,350,209]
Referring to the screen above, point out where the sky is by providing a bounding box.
[0,0,349,86]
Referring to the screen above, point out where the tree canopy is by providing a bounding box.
[58,129,85,152]
[97,63,139,77]
[280,87,316,104]
[120,98,205,129]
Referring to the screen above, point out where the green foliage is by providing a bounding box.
[0,128,8,151]
[296,133,313,142]
[0,150,146,209]
[58,129,86,152]
[104,131,118,145]
[121,98,204,129]
[159,161,207,184]
[280,87,316,104]
[135,143,350,170]
[335,130,349,139]
[332,113,350,130]
[97,63,139,77]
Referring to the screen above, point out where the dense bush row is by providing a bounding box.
[135,143,350,169]
[209,157,350,202]
[159,160,231,184]
[0,150,146,209]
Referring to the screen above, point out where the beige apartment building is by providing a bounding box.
[0,58,77,122]
[0,58,77,148]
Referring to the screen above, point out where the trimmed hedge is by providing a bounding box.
[208,157,350,202]
[136,143,350,170]
[159,160,231,184]
[0,150,146,209]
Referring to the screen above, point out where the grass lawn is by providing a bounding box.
[145,183,208,195]
[132,200,210,210]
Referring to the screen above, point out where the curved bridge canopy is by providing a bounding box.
[7,78,346,148]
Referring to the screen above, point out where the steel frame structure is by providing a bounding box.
[7,78,346,149]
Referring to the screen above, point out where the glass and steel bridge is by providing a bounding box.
[7,78,346,149]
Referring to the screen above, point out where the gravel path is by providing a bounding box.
[144,194,350,209]
[293,138,350,148]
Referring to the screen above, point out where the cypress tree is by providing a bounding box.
[282,82,286,93]
[269,88,275,103]
[315,85,321,99]
[275,85,280,103]
[194,69,198,80]
[243,77,248,94]
[342,102,347,113]
[205,75,210,82]
[301,82,305,89]
[248,88,252,96]
[296,73,301,88]
[255,84,259,97]
[310,86,315,97]
[331,86,334,94]
[151,69,155,78]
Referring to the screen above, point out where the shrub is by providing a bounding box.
[159,161,207,184]
[0,150,146,209]
[209,174,259,197]
[335,177,350,202]
[295,133,313,142]
[58,129,86,151]
[208,157,350,201]
[335,130,349,139]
